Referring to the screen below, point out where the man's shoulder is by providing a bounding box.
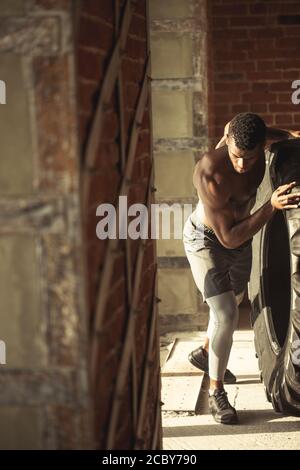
[193,152,230,208]
[194,148,227,181]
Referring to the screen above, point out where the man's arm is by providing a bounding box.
[265,126,300,147]
[194,162,300,249]
[196,170,276,249]
[204,197,276,249]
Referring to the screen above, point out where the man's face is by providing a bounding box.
[225,135,265,174]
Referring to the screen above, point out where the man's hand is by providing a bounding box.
[271,181,300,210]
[289,130,300,138]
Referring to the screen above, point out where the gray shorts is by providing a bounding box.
[183,215,252,302]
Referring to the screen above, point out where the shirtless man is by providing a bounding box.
[183,112,300,424]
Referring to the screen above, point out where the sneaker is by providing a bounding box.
[208,389,238,424]
[188,346,237,384]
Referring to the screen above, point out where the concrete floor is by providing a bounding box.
[160,330,300,450]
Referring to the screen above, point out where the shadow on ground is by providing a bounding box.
[163,409,299,438]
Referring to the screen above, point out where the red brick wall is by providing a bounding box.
[208,0,300,146]
[77,0,160,450]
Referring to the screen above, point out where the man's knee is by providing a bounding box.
[207,291,239,328]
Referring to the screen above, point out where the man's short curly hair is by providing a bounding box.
[228,112,266,150]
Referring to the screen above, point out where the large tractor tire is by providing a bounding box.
[248,138,300,415]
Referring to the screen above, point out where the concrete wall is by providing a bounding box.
[0,0,92,449]
[150,0,209,332]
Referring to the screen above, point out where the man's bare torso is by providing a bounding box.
[194,145,266,229]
